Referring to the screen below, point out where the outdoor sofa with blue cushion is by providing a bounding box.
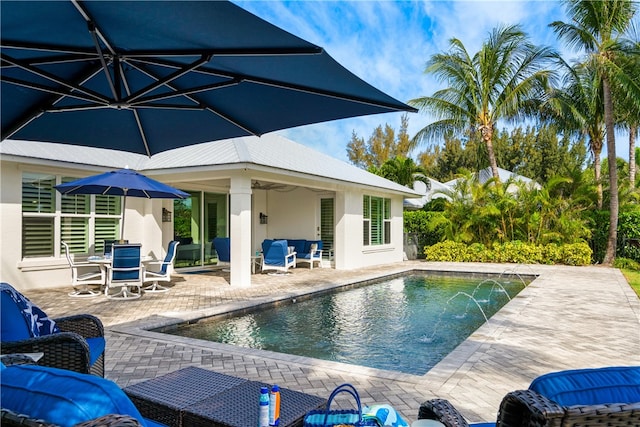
[0,362,167,427]
[277,239,323,268]
[0,282,105,377]
[417,366,640,427]
[283,239,323,269]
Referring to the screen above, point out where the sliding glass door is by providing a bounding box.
[173,191,227,268]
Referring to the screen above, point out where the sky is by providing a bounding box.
[233,0,638,164]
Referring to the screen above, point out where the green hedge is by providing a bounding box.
[424,240,592,266]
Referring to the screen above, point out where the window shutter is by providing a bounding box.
[22,174,55,213]
[22,217,54,257]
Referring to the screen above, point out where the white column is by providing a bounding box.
[229,173,252,287]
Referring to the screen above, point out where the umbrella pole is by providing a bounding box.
[120,192,127,242]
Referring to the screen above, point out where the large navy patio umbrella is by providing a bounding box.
[55,169,189,241]
[1,1,416,156]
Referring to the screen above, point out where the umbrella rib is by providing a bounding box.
[120,47,323,58]
[1,61,109,141]
[0,54,110,104]
[126,55,212,104]
[129,80,241,106]
[125,61,261,136]
[129,55,416,111]
[88,21,119,101]
[0,40,102,56]
[0,53,100,68]
[71,0,117,55]
[1,76,110,106]
[118,60,153,157]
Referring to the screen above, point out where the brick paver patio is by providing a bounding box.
[22,261,640,423]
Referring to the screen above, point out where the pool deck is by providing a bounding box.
[25,261,640,423]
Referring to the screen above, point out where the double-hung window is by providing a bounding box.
[21,172,121,258]
[363,195,391,246]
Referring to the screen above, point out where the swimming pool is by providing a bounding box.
[162,272,529,375]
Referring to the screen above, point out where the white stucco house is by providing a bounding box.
[0,135,420,291]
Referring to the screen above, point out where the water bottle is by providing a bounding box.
[259,386,270,427]
[269,385,280,426]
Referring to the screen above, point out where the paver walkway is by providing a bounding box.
[25,261,640,423]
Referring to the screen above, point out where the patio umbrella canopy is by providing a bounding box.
[55,168,189,240]
[1,0,416,156]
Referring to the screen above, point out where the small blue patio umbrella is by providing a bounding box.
[55,168,189,241]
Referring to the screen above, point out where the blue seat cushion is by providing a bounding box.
[1,283,60,341]
[529,366,640,406]
[86,337,106,366]
[0,364,162,427]
[1,290,31,341]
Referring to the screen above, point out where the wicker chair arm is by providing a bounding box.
[73,414,144,427]
[562,401,640,427]
[55,314,104,338]
[497,390,565,427]
[1,409,144,427]
[1,408,58,427]
[418,399,470,427]
[1,332,91,374]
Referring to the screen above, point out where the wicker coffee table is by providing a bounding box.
[124,366,326,427]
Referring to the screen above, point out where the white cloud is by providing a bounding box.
[235,0,637,162]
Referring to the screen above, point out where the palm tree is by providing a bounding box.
[377,156,430,188]
[544,60,606,208]
[551,0,639,264]
[409,24,556,181]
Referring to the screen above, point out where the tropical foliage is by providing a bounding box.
[347,113,411,168]
[408,24,557,181]
[355,0,640,267]
[551,0,639,263]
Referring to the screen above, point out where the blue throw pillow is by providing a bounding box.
[0,282,60,338]
[529,366,640,406]
[0,364,150,427]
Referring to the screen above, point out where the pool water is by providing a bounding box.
[164,273,528,375]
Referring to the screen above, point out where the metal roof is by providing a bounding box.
[1,135,420,196]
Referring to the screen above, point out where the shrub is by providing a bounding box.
[424,240,592,266]
[424,241,469,262]
[614,257,640,270]
[560,242,593,266]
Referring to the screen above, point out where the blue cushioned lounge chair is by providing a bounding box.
[1,363,166,426]
[143,241,179,293]
[261,239,296,273]
[417,366,640,427]
[0,283,106,377]
[213,237,231,271]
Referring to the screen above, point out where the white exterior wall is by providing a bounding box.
[263,187,318,240]
[252,189,268,254]
[1,157,410,292]
[0,160,168,292]
[335,188,404,270]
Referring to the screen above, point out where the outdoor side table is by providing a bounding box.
[182,380,327,427]
[124,366,247,427]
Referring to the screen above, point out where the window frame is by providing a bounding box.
[363,195,391,246]
[21,171,122,259]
